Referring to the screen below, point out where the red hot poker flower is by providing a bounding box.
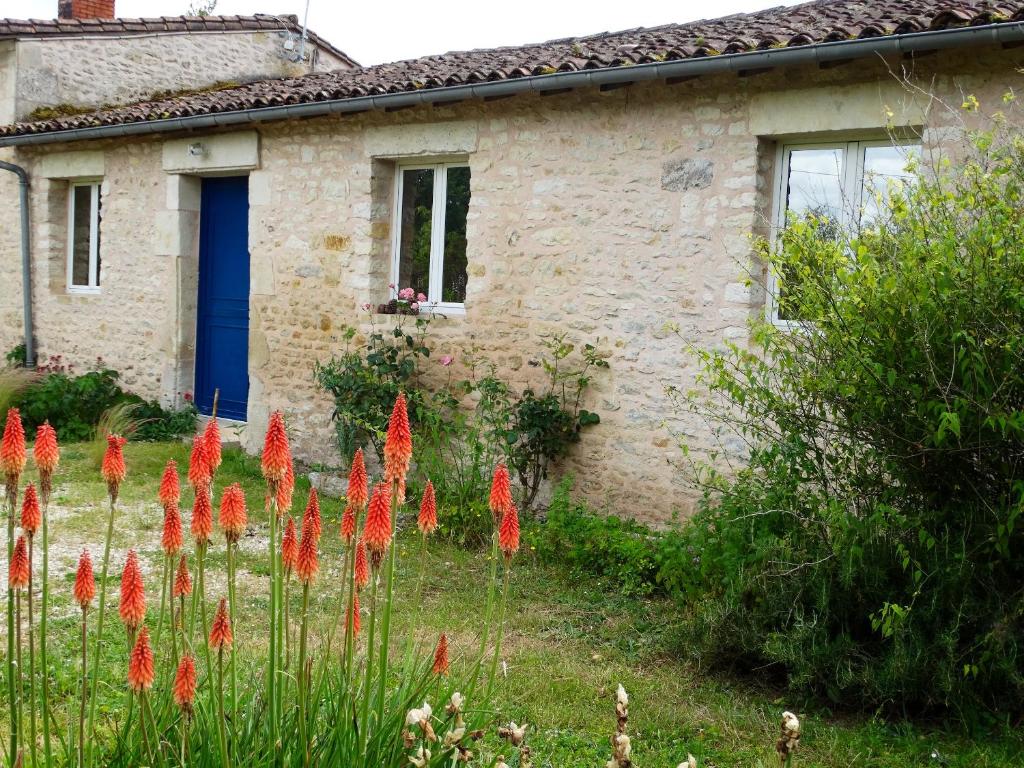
[499,501,521,562]
[340,504,357,544]
[21,482,41,536]
[9,535,29,589]
[383,393,412,503]
[489,463,513,526]
[363,482,392,568]
[191,485,213,545]
[173,654,197,715]
[73,549,96,609]
[303,487,322,542]
[158,459,181,510]
[281,516,298,576]
[209,597,233,651]
[33,421,60,475]
[127,626,155,692]
[261,411,291,484]
[101,434,127,501]
[354,538,370,590]
[203,417,222,475]
[172,554,192,599]
[347,449,368,509]
[418,480,437,535]
[432,632,450,676]
[276,454,295,514]
[219,483,248,544]
[296,520,319,585]
[162,503,184,557]
[119,549,146,632]
[1,407,27,480]
[187,435,211,490]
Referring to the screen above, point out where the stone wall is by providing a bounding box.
[12,30,350,121]
[8,45,1024,523]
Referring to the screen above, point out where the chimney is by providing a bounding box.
[58,0,117,19]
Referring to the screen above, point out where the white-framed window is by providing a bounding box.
[66,180,102,293]
[391,161,471,312]
[768,139,921,324]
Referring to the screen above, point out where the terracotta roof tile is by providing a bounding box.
[0,13,357,67]
[3,0,1022,137]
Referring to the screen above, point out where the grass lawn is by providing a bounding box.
[3,440,1021,767]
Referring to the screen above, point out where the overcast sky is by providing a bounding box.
[15,0,798,65]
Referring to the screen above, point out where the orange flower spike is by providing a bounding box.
[187,435,211,490]
[1,407,27,480]
[275,454,295,515]
[281,516,298,576]
[363,482,392,566]
[353,538,370,590]
[73,550,96,609]
[9,535,29,589]
[296,521,319,585]
[418,480,438,536]
[303,487,322,542]
[161,503,184,557]
[203,417,222,475]
[489,463,513,525]
[101,434,127,501]
[432,632,449,676]
[191,485,214,545]
[347,591,361,636]
[347,449,368,509]
[261,411,291,484]
[383,393,412,501]
[21,482,41,537]
[172,554,192,599]
[209,597,233,652]
[499,501,521,562]
[158,459,180,510]
[119,549,147,632]
[340,504,357,544]
[33,421,60,475]
[219,483,248,544]
[127,626,155,692]
[173,654,197,715]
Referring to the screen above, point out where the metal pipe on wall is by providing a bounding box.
[0,160,35,368]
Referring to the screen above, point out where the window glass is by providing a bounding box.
[785,147,845,237]
[441,166,471,303]
[397,168,433,298]
[70,184,92,287]
[860,144,920,226]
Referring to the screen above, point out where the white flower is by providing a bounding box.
[446,691,464,714]
[677,755,697,768]
[406,708,423,727]
[616,685,629,708]
[408,745,431,767]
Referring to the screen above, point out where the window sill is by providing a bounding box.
[66,286,101,296]
[373,303,465,318]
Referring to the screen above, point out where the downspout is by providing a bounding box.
[0,160,35,368]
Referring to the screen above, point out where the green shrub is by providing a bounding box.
[11,361,196,442]
[676,118,1024,718]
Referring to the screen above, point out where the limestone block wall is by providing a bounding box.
[7,44,1024,523]
[12,31,350,121]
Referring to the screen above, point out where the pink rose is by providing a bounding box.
[417,292,427,303]
[440,355,454,367]
[361,302,372,311]
[398,287,415,301]
[410,302,419,311]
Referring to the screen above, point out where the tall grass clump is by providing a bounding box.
[676,108,1024,719]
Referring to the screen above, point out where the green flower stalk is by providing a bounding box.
[72,550,96,768]
[2,407,27,767]
[210,598,233,768]
[20,484,41,768]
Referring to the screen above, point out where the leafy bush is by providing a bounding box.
[314,311,433,462]
[676,117,1024,718]
[531,479,694,598]
[10,359,196,442]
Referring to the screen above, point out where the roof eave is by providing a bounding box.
[3,20,1022,147]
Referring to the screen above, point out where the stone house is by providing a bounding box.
[1,0,1022,522]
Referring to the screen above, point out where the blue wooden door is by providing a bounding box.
[195,176,250,420]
